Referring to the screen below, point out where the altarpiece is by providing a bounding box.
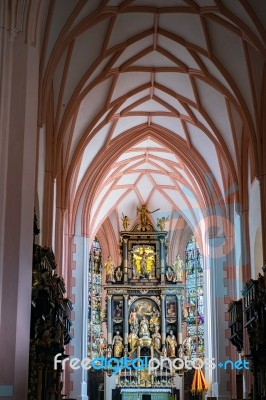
[104,206,184,399]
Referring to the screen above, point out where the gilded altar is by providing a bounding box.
[104,205,184,390]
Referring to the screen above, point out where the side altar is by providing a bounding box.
[104,206,184,395]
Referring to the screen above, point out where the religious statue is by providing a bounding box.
[129,307,138,329]
[172,254,184,282]
[157,216,169,231]
[121,213,130,230]
[139,316,150,338]
[115,266,123,282]
[178,345,183,358]
[104,256,116,282]
[182,334,193,358]
[149,307,160,331]
[112,331,124,357]
[132,246,156,278]
[128,325,139,352]
[137,204,159,231]
[152,325,161,350]
[97,331,107,356]
[166,330,177,357]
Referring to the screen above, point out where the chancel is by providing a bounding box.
[1,1,266,400]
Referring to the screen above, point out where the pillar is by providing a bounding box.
[123,237,128,282]
[0,23,40,400]
[161,295,166,344]
[123,295,129,353]
[177,295,182,346]
[160,237,166,282]
[107,295,113,346]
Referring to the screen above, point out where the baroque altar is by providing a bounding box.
[104,205,184,393]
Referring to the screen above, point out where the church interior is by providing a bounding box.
[0,1,266,399]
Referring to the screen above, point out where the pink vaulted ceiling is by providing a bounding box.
[40,0,265,241]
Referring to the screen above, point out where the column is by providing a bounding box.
[176,295,182,346]
[123,295,129,354]
[123,237,128,283]
[0,29,40,399]
[107,295,113,346]
[161,295,166,344]
[71,235,89,400]
[160,237,166,282]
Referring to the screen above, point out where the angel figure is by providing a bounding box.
[137,205,160,231]
[121,213,130,230]
[157,216,169,231]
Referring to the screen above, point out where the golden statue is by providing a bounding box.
[97,331,107,356]
[129,307,138,328]
[152,325,161,350]
[103,255,116,282]
[149,307,160,330]
[157,216,169,231]
[128,326,139,352]
[112,331,124,357]
[121,213,130,230]
[166,330,177,357]
[137,204,159,231]
[172,254,184,282]
[132,246,156,277]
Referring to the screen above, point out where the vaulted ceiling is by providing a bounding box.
[39,0,265,246]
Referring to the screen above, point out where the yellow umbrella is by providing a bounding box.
[191,368,208,395]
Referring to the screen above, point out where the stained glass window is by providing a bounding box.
[184,236,204,358]
[88,237,103,358]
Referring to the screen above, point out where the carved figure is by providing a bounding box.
[121,213,130,230]
[112,331,124,357]
[132,247,156,277]
[157,216,169,231]
[129,307,139,329]
[172,254,184,282]
[149,307,160,330]
[104,256,116,282]
[182,334,193,358]
[128,326,139,352]
[166,330,177,357]
[152,325,161,350]
[139,316,150,338]
[137,204,159,231]
[98,331,107,356]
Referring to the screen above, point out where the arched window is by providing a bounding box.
[88,237,102,358]
[184,236,204,358]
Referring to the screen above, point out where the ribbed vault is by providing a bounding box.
[39,0,266,252]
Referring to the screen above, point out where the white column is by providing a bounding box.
[205,234,230,399]
[71,235,89,400]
